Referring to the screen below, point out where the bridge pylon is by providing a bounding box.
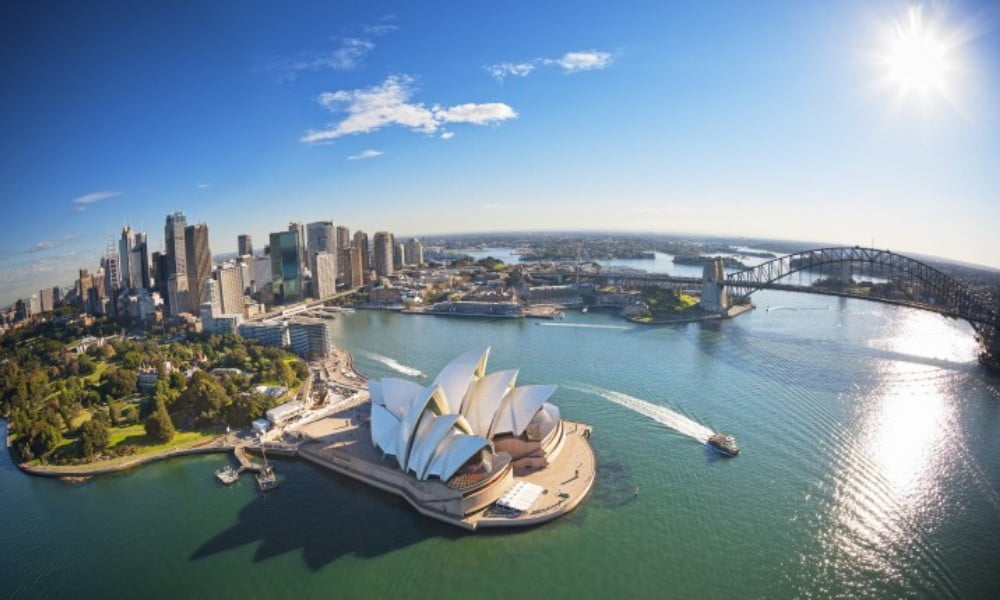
[980,326,1000,371]
[700,259,730,315]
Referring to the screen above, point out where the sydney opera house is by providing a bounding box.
[297,347,596,530]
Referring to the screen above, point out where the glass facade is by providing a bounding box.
[270,230,302,303]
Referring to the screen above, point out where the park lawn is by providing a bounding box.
[30,427,219,470]
[69,409,93,430]
[83,361,109,384]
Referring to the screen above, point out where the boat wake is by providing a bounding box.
[361,351,425,378]
[538,323,631,330]
[569,383,714,442]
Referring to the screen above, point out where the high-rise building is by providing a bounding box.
[29,294,41,316]
[336,225,351,250]
[103,238,121,293]
[185,223,212,314]
[339,246,363,288]
[151,251,167,293]
[270,230,303,304]
[164,212,189,314]
[164,212,187,278]
[39,287,54,313]
[216,262,245,315]
[52,286,62,307]
[237,234,253,257]
[203,278,220,316]
[311,251,337,298]
[307,221,336,255]
[119,226,136,288]
[353,230,370,273]
[373,231,394,277]
[406,238,424,266]
[253,254,272,292]
[131,231,150,289]
[288,221,307,273]
[394,242,405,270]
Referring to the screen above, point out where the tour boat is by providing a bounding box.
[706,433,740,457]
[215,465,239,485]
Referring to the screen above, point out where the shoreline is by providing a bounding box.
[626,303,754,325]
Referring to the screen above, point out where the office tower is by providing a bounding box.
[270,230,302,304]
[288,221,307,273]
[237,234,253,257]
[373,231,394,278]
[216,263,245,315]
[311,251,337,299]
[353,230,369,272]
[164,212,187,278]
[237,255,253,293]
[151,251,167,292]
[119,226,136,288]
[339,246,363,288]
[336,225,350,250]
[203,278,220,317]
[164,212,190,314]
[394,242,405,270]
[253,254,272,291]
[39,287,54,313]
[77,269,92,308]
[52,286,62,307]
[132,231,150,289]
[29,294,41,316]
[406,238,424,266]
[307,221,336,255]
[185,223,212,314]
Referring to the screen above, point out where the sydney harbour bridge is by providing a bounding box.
[551,247,1000,370]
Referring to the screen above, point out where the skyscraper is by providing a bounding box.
[353,230,369,273]
[373,231,394,278]
[164,212,190,315]
[394,242,405,270]
[132,231,150,290]
[185,223,212,315]
[336,225,351,250]
[339,246,363,288]
[39,287,54,313]
[311,251,337,299]
[237,234,253,257]
[215,263,244,315]
[406,238,424,266]
[288,221,307,274]
[270,230,302,304]
[119,226,135,288]
[307,221,336,255]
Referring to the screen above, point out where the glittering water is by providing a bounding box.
[2,289,999,598]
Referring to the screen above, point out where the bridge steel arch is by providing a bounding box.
[722,247,1000,368]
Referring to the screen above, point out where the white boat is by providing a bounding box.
[256,465,278,491]
[215,465,240,485]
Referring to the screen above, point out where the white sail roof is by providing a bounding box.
[368,349,560,482]
[460,369,518,437]
[396,385,449,469]
[488,384,557,438]
[433,347,490,413]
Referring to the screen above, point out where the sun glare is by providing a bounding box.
[878,5,962,105]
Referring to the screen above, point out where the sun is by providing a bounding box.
[878,6,959,102]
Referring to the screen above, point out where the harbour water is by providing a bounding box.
[3,289,1000,598]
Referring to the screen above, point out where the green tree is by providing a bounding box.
[104,368,138,399]
[78,419,110,458]
[144,402,176,443]
[121,350,144,370]
[178,371,229,424]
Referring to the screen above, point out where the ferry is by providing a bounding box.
[706,433,740,457]
[215,465,240,485]
[256,465,278,491]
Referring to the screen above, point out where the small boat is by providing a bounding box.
[582,306,589,313]
[707,433,740,457]
[256,465,278,491]
[215,465,240,485]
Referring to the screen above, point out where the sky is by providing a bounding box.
[1,0,999,306]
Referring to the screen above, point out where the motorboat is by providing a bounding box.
[215,465,240,485]
[707,433,740,457]
[256,465,278,491]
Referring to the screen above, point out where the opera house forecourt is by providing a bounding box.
[296,348,596,530]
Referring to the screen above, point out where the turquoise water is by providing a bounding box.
[3,289,1000,598]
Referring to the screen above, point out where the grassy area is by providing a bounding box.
[83,361,109,384]
[32,424,218,468]
[69,409,92,430]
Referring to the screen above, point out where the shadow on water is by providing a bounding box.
[590,458,638,509]
[190,459,462,571]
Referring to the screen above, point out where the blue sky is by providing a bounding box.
[2,0,999,305]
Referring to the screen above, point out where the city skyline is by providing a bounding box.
[2,1,999,307]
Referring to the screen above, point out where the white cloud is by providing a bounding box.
[302,75,517,143]
[197,183,210,189]
[440,131,455,140]
[433,103,517,124]
[485,62,536,82]
[363,23,398,35]
[72,190,120,212]
[551,50,614,72]
[348,149,384,160]
[486,49,616,81]
[265,37,376,82]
